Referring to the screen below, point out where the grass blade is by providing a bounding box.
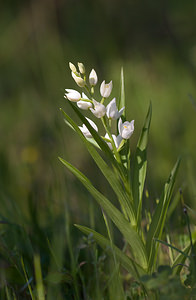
[172,244,191,275]
[34,254,45,300]
[154,238,190,258]
[21,257,35,300]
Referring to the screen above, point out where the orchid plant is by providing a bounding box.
[59,62,186,295]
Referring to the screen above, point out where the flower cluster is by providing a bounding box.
[64,62,134,152]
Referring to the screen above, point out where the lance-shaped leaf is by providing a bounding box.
[59,157,148,269]
[146,158,180,272]
[132,102,152,227]
[75,224,147,279]
[61,108,136,224]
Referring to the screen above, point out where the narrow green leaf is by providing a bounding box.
[146,158,181,272]
[75,224,146,279]
[21,257,35,300]
[132,102,152,227]
[119,67,126,117]
[172,244,191,275]
[59,157,147,269]
[154,238,190,258]
[118,67,131,184]
[60,108,136,224]
[5,286,12,300]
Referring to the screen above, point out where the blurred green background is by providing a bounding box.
[1,0,196,293]
[1,0,196,223]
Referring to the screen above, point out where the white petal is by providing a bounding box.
[86,117,98,131]
[106,98,116,118]
[79,118,98,138]
[113,134,122,149]
[90,100,106,118]
[65,89,81,102]
[81,92,89,99]
[118,118,123,136]
[118,107,125,118]
[100,81,105,97]
[77,100,92,110]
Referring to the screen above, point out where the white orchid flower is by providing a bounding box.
[106,98,125,120]
[100,80,113,98]
[89,69,98,86]
[71,72,85,87]
[79,117,98,138]
[118,118,134,139]
[77,93,92,110]
[64,89,81,102]
[90,99,106,118]
[104,133,122,150]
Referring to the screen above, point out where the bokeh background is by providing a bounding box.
[1,0,196,290]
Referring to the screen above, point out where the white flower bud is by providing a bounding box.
[90,100,106,118]
[72,72,86,87]
[64,89,81,102]
[100,80,113,98]
[69,62,77,73]
[78,62,85,74]
[89,69,98,86]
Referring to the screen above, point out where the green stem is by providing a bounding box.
[100,97,105,104]
[101,116,121,164]
[79,97,93,104]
